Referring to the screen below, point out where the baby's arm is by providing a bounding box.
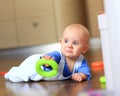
[71,57,91,82]
[71,73,87,82]
[41,51,61,66]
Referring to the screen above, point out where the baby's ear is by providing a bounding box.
[59,39,62,43]
[82,44,89,54]
[59,38,63,44]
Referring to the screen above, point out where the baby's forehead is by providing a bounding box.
[62,24,89,43]
[64,38,82,42]
[63,34,84,41]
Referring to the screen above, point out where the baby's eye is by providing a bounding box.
[64,39,69,43]
[73,41,79,45]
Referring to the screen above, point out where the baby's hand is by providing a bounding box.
[71,73,87,82]
[42,55,53,60]
[41,55,54,67]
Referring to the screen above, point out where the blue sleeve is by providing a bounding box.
[76,58,91,80]
[44,51,61,64]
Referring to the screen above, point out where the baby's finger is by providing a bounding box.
[42,55,52,60]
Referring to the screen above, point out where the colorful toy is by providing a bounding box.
[36,58,58,78]
[91,61,104,68]
[91,61,104,71]
[99,76,106,83]
[0,71,7,76]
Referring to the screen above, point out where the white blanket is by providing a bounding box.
[4,54,43,82]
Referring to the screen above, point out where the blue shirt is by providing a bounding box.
[42,51,91,80]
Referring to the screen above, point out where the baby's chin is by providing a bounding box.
[63,52,78,58]
[64,54,80,59]
[64,54,75,58]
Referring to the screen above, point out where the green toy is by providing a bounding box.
[99,76,106,83]
[36,58,58,78]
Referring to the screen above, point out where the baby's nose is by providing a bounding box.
[67,42,73,47]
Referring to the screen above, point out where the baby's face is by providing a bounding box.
[60,27,89,59]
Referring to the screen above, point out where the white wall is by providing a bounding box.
[99,0,120,92]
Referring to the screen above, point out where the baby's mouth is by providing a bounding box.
[65,49,73,53]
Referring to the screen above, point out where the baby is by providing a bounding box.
[5,24,91,82]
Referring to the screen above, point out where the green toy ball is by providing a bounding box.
[99,76,106,83]
[36,58,58,78]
